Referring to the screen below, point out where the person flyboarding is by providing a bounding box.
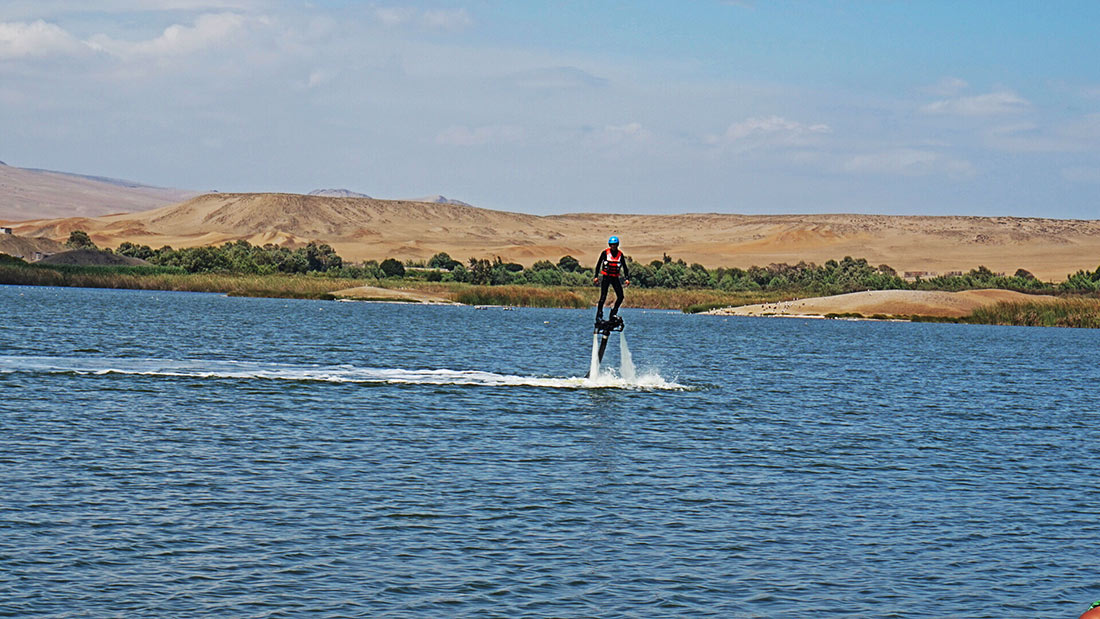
[585,235,630,376]
[593,235,630,323]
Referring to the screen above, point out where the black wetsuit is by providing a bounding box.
[594,248,629,317]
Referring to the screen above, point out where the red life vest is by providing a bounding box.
[601,248,624,277]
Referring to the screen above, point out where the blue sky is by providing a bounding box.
[2,1,1099,217]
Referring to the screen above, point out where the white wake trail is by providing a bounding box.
[1,356,691,391]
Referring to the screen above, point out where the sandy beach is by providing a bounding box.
[330,285,457,304]
[705,289,1058,319]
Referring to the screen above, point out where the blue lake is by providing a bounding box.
[2,285,1098,617]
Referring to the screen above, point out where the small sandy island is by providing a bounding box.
[705,289,1058,319]
[330,285,457,304]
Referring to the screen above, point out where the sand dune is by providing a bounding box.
[7,192,1100,281]
[0,163,197,221]
[707,289,1058,319]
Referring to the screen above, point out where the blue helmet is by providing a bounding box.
[608,235,619,245]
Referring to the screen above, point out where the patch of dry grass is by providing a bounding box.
[968,297,1100,328]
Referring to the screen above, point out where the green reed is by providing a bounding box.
[967,298,1100,328]
[453,285,588,308]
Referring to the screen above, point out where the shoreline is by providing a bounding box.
[0,267,776,311]
[4,264,1098,327]
[703,289,1059,320]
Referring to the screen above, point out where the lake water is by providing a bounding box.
[2,285,1098,617]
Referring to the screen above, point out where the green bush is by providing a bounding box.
[65,230,96,250]
[380,258,405,278]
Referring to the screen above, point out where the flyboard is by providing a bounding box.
[585,314,624,378]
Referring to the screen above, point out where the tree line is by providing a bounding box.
[62,230,1100,293]
[415,252,1061,295]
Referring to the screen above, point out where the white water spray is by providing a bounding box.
[588,333,602,379]
[619,331,636,381]
[2,355,691,390]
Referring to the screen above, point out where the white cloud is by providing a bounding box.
[374,7,472,30]
[920,91,1030,116]
[436,124,525,146]
[843,149,975,178]
[0,13,258,62]
[86,12,250,58]
[0,19,88,58]
[707,115,831,151]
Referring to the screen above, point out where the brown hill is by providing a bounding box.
[7,192,1100,281]
[0,163,198,222]
[0,233,64,260]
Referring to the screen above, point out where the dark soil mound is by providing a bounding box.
[0,234,64,259]
[38,249,151,266]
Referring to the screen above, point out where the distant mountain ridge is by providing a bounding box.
[409,195,472,206]
[308,189,470,206]
[5,164,1100,281]
[21,168,159,189]
[8,191,1100,281]
[308,189,373,198]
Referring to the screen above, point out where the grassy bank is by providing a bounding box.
[789,298,1100,328]
[451,285,792,310]
[453,285,588,308]
[0,263,371,300]
[968,298,1100,328]
[10,260,1099,326]
[0,260,949,313]
[1,259,796,310]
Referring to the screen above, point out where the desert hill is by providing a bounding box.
[0,232,64,260]
[0,162,198,221]
[38,248,151,266]
[6,192,1100,281]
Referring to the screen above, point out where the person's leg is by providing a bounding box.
[610,277,624,316]
[597,277,610,318]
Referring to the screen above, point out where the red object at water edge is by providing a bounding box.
[1080,602,1100,619]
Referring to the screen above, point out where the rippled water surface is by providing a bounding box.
[2,285,1099,617]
